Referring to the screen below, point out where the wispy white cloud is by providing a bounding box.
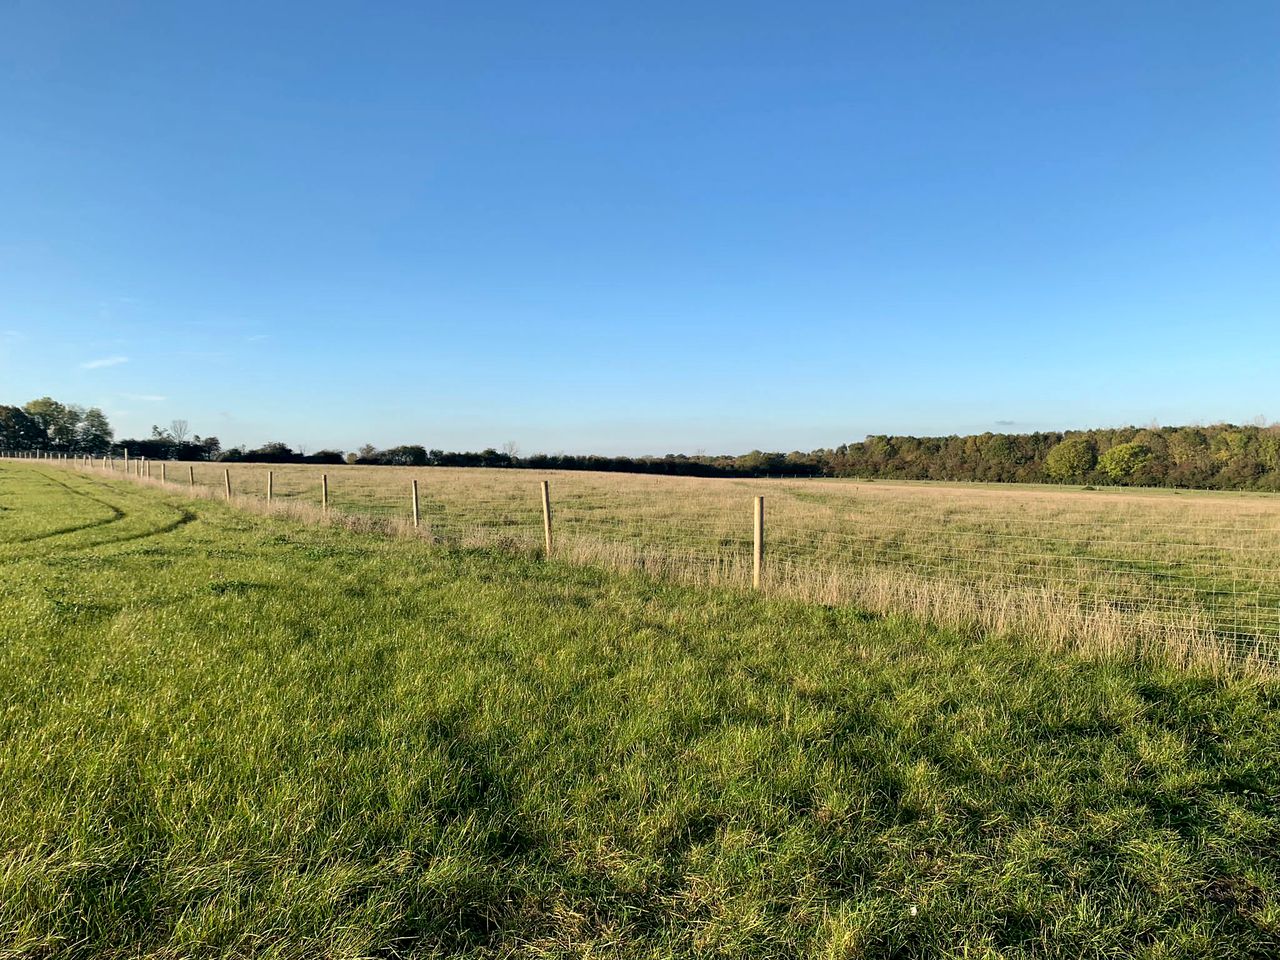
[245,334,269,343]
[80,355,129,369]
[122,393,167,402]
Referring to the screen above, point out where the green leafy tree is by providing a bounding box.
[864,436,897,470]
[0,405,47,450]
[1097,442,1154,484]
[1259,431,1280,471]
[1045,437,1096,482]
[78,407,114,454]
[735,450,787,475]
[24,397,84,450]
[1168,428,1209,465]
[983,434,1017,465]
[22,397,65,434]
[380,445,428,466]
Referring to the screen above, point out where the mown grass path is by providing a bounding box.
[1,463,1278,958]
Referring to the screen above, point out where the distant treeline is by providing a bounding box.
[353,446,777,476]
[1,398,114,454]
[346,423,1280,490]
[138,425,1280,490]
[7,395,1280,490]
[822,424,1280,490]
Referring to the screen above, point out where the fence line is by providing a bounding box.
[5,453,1278,666]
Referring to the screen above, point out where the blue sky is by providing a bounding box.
[1,1,1277,455]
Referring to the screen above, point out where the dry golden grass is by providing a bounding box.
[86,458,1280,667]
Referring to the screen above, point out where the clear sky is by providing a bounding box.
[1,2,1277,455]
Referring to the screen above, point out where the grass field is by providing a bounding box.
[2,461,1280,957]
[91,458,1280,664]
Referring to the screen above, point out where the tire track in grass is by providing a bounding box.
[2,470,127,543]
[0,469,197,559]
[0,467,118,542]
[43,470,200,554]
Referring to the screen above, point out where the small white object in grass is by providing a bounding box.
[909,906,918,917]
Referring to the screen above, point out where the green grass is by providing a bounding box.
[2,463,1279,958]
[137,460,1280,658]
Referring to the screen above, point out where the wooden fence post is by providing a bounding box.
[161,462,167,483]
[267,470,273,502]
[188,465,195,487]
[411,479,420,527]
[224,468,232,500]
[753,495,765,590]
[540,480,553,559]
[322,474,328,512]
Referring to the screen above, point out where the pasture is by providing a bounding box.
[99,458,1280,665]
[1,461,1279,957]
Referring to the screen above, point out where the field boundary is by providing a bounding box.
[6,452,1278,670]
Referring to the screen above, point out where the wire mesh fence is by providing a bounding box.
[16,453,1280,665]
